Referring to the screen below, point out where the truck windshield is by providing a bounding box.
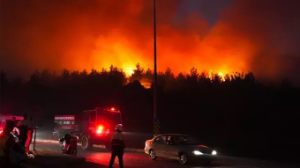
[89,111,121,125]
[97,113,121,125]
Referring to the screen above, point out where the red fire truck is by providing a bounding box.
[54,107,122,150]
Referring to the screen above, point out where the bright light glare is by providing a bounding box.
[0,130,2,134]
[97,125,104,134]
[193,150,203,155]
[111,108,115,111]
[212,150,217,155]
[129,69,134,76]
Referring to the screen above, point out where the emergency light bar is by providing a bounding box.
[90,107,121,113]
[105,108,120,113]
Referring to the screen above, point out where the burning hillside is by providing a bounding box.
[1,0,300,83]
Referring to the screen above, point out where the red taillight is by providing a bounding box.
[111,108,115,111]
[96,125,110,134]
[0,130,3,134]
[98,125,104,130]
[96,125,104,134]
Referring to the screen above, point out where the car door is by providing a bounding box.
[152,135,167,156]
[165,135,179,159]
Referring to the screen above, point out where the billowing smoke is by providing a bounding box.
[1,0,299,83]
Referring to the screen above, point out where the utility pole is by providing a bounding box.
[153,0,159,136]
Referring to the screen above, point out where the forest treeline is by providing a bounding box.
[0,64,299,162]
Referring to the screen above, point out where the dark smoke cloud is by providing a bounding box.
[224,0,300,81]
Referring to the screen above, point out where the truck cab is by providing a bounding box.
[78,107,122,150]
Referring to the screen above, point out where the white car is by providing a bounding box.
[144,134,217,165]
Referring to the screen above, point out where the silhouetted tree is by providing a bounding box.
[0,71,8,88]
[186,67,199,88]
[245,72,255,84]
[129,63,144,82]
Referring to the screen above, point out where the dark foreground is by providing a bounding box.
[31,141,299,168]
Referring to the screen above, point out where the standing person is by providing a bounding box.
[11,117,19,136]
[25,116,33,154]
[17,114,30,148]
[108,124,125,168]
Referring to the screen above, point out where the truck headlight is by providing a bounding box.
[193,150,203,155]
[212,150,217,155]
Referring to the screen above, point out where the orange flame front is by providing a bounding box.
[1,0,299,81]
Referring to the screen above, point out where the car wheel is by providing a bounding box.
[81,135,93,150]
[149,149,157,160]
[179,153,188,165]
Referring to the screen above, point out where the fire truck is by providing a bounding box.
[54,107,122,150]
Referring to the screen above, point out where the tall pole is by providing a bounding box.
[153,0,158,136]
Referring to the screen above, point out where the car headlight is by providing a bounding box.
[212,150,217,155]
[193,150,203,155]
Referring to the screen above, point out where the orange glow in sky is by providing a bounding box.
[1,0,300,83]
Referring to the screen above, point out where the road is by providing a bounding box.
[34,142,298,168]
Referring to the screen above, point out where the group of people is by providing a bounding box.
[0,114,34,167]
[14,114,34,154]
[59,123,126,167]
[1,114,126,168]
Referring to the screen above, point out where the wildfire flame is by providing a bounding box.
[1,0,299,82]
[208,70,226,82]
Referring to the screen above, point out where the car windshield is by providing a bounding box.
[176,136,201,145]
